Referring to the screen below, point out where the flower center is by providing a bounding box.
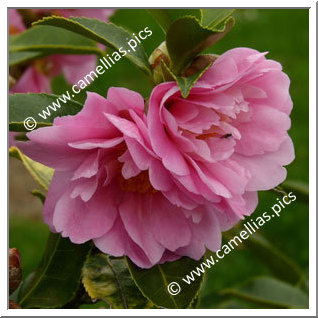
[118,170,157,194]
[34,58,55,76]
[196,132,219,140]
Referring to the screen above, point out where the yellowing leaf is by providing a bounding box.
[9,147,54,191]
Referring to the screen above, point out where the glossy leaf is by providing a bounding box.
[162,59,212,98]
[166,16,234,74]
[9,93,83,132]
[18,233,92,308]
[148,9,201,32]
[201,9,235,28]
[246,234,304,285]
[82,254,151,309]
[9,32,44,66]
[9,51,45,67]
[126,256,204,309]
[221,277,309,309]
[9,25,102,56]
[34,16,151,75]
[9,147,54,191]
[188,295,200,309]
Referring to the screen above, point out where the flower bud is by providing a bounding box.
[9,248,22,294]
[148,42,174,84]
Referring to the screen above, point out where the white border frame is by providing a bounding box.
[3,1,316,316]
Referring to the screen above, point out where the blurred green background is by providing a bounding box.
[9,9,309,308]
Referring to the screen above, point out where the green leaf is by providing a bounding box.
[166,16,234,74]
[201,9,235,28]
[9,51,45,67]
[9,25,102,56]
[221,276,309,309]
[126,256,204,309]
[9,33,45,66]
[82,254,151,309]
[147,9,201,33]
[9,147,54,191]
[34,16,151,76]
[188,295,200,309]
[18,233,92,308]
[246,234,304,285]
[162,59,213,98]
[9,93,83,132]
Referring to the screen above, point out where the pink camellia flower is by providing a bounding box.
[9,8,52,95]
[9,8,114,94]
[9,9,25,35]
[18,87,234,268]
[10,54,96,94]
[17,48,295,269]
[9,9,114,146]
[147,47,294,219]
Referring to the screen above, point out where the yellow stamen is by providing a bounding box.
[34,58,55,76]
